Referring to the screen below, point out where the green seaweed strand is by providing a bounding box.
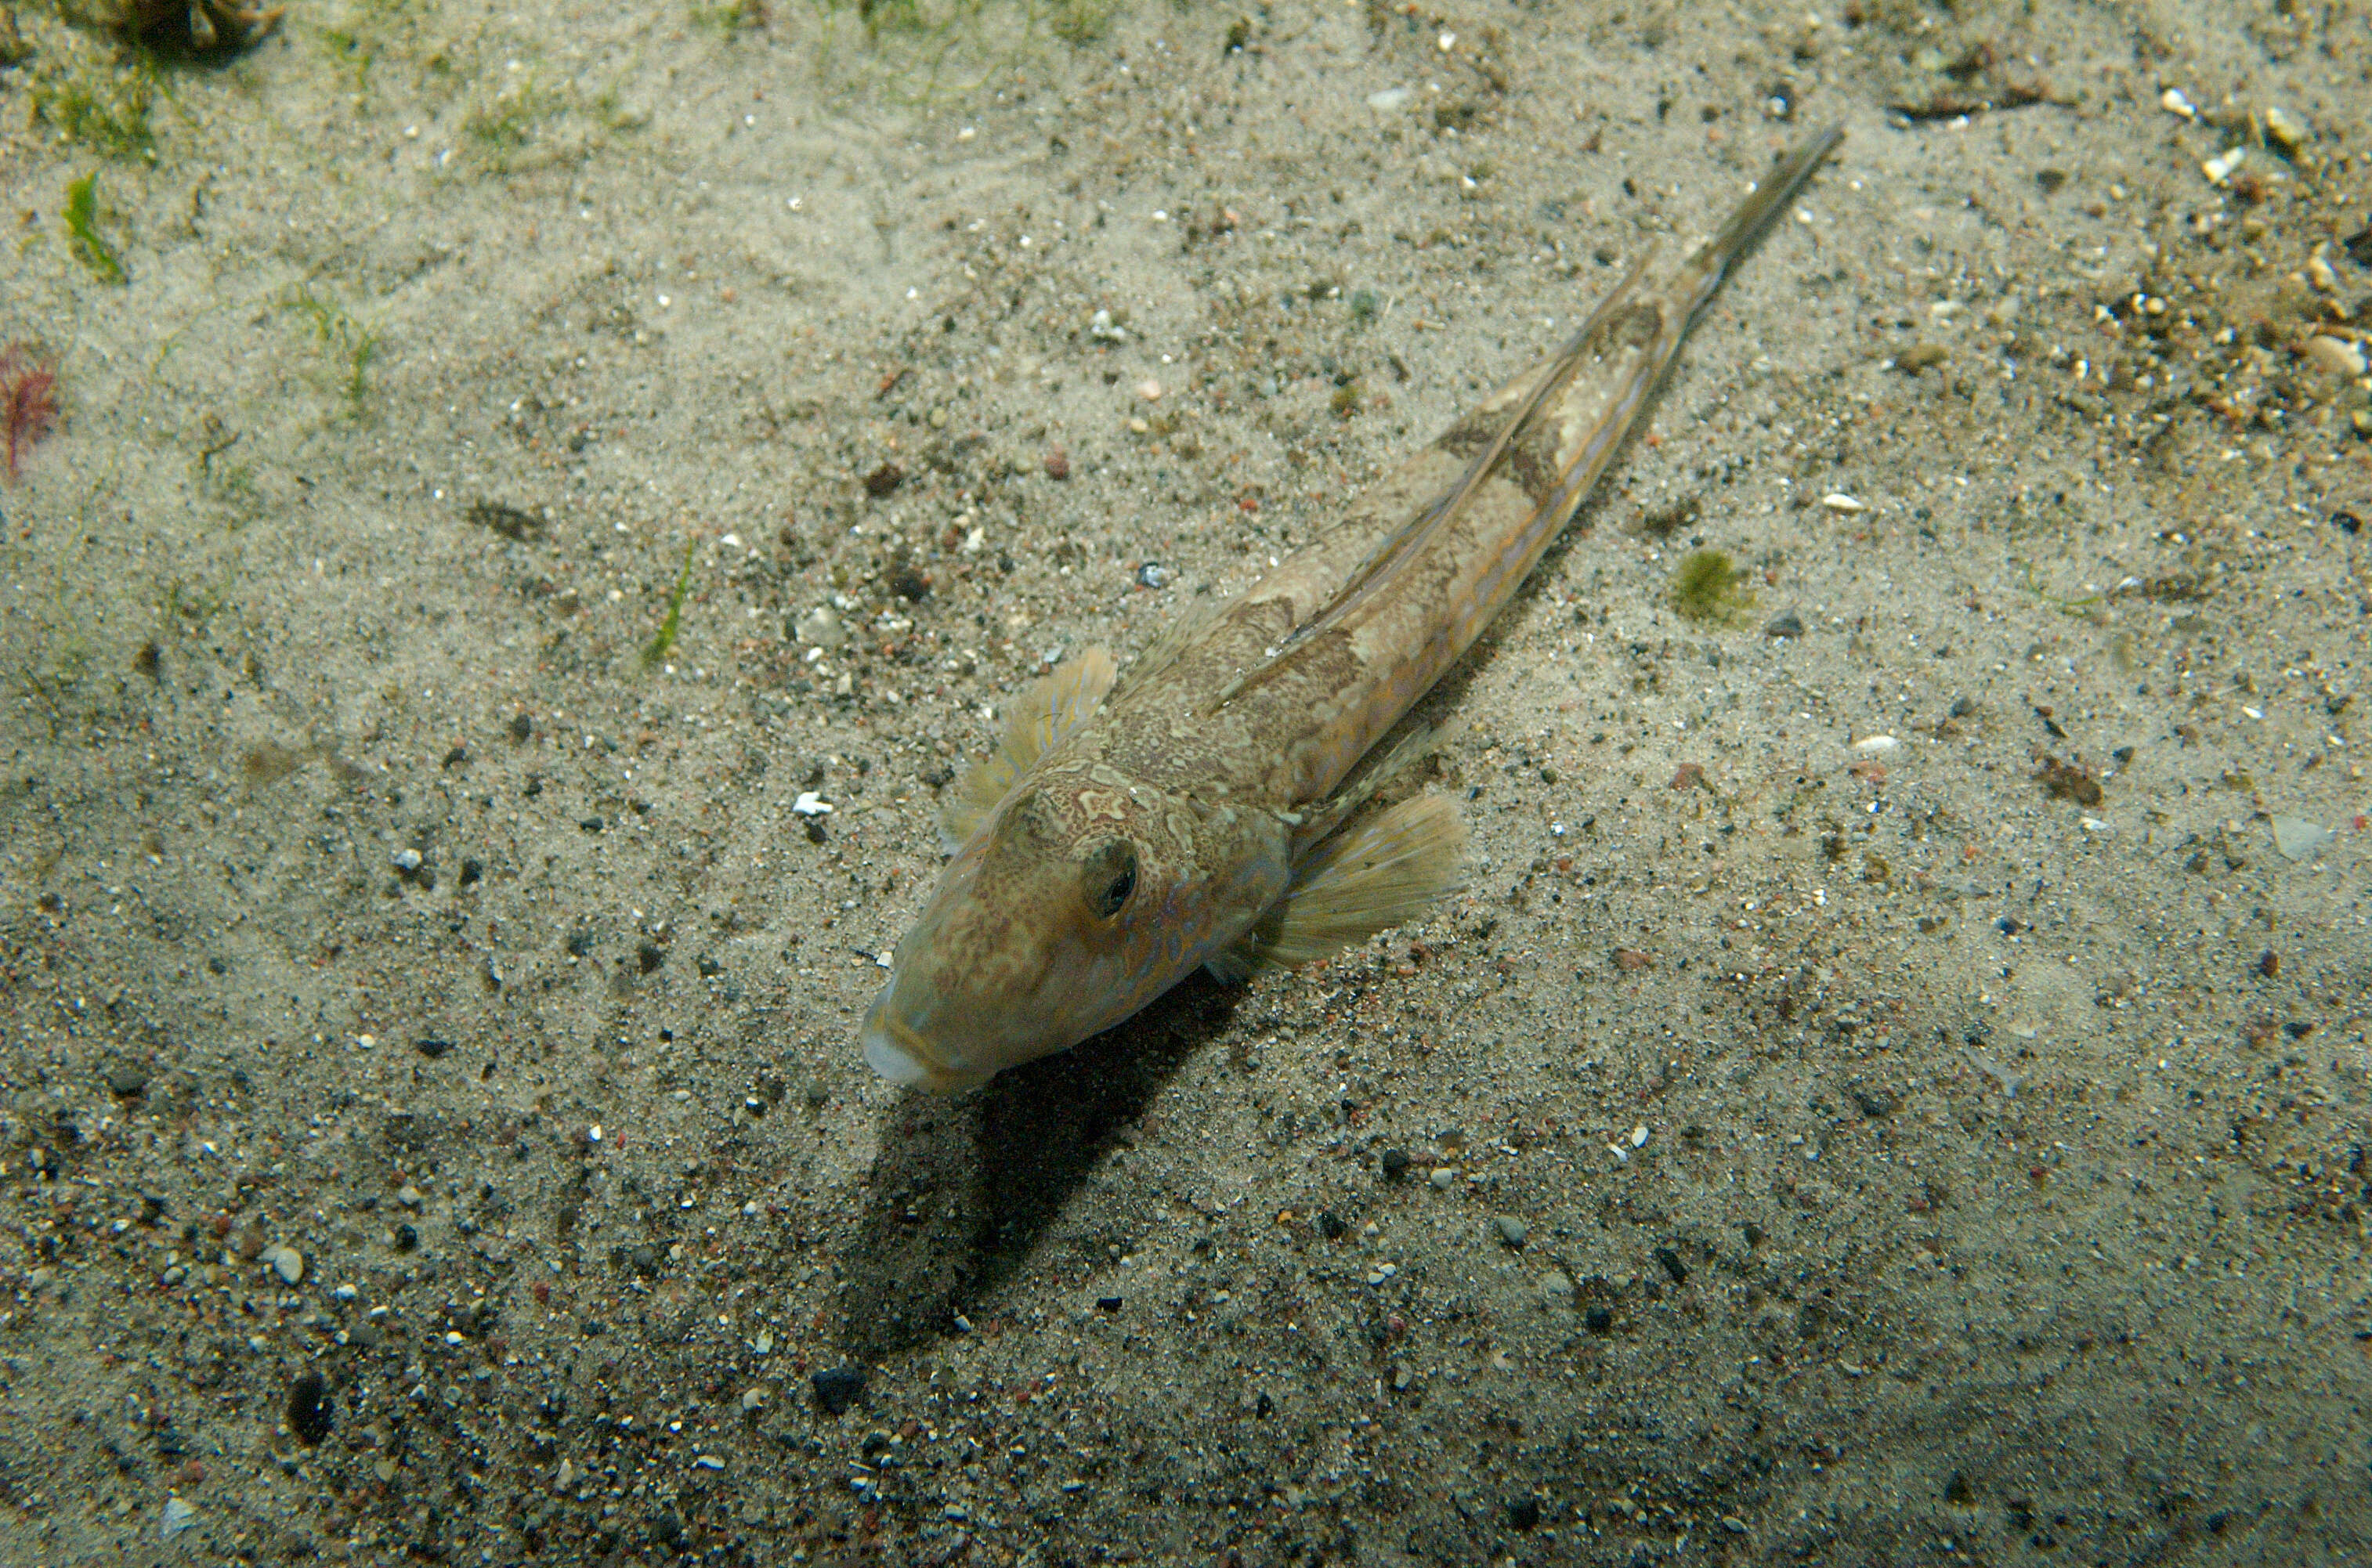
[64,173,126,285]
[642,537,699,669]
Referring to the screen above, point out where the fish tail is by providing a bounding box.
[1672,124,1846,323]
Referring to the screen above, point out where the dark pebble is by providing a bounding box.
[636,942,664,974]
[1764,612,1805,638]
[696,954,723,977]
[1850,1086,1897,1118]
[1654,1246,1689,1284]
[649,1511,685,1548]
[414,1037,455,1060]
[626,1243,661,1275]
[1317,1210,1346,1240]
[863,461,904,497]
[457,858,483,888]
[812,1366,866,1415]
[1584,1306,1614,1335]
[105,1063,150,1098]
[1508,1497,1542,1531]
[1742,1221,1764,1247]
[287,1371,334,1445]
[441,745,468,769]
[891,566,931,602]
[508,713,534,742]
[1096,1295,1123,1312]
[1380,1148,1411,1181]
[394,1223,419,1252]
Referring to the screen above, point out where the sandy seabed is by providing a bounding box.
[1,0,2368,1563]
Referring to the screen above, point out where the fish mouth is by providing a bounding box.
[860,986,989,1093]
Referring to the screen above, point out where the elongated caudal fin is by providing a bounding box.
[940,647,1117,850]
[1672,124,1846,323]
[1212,794,1467,981]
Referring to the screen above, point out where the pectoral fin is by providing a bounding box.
[941,647,1118,850]
[1210,793,1467,981]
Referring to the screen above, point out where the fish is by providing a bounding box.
[862,125,1846,1091]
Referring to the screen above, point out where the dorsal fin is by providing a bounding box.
[1111,589,1226,704]
[1209,255,1654,713]
[940,648,1116,851]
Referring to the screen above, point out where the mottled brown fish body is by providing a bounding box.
[863,127,1846,1090]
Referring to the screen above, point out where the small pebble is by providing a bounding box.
[741,1387,766,1412]
[268,1245,306,1286]
[1765,612,1805,638]
[1428,1166,1455,1190]
[392,848,423,875]
[1043,446,1071,479]
[1379,1148,1411,1180]
[2304,335,2367,379]
[812,1366,866,1415]
[397,1185,425,1209]
[287,1371,333,1444]
[1493,1215,1528,1248]
[2262,105,2308,153]
[1819,493,1866,513]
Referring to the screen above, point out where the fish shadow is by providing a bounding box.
[835,972,1241,1360]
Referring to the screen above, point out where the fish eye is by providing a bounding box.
[1088,844,1138,919]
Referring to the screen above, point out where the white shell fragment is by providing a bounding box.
[1820,493,1867,512]
[2159,88,2196,120]
[2269,815,2335,863]
[1853,735,1900,755]
[792,792,834,817]
[2202,148,2246,185]
[1366,85,1412,111]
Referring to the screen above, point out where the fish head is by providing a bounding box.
[862,777,1269,1090]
